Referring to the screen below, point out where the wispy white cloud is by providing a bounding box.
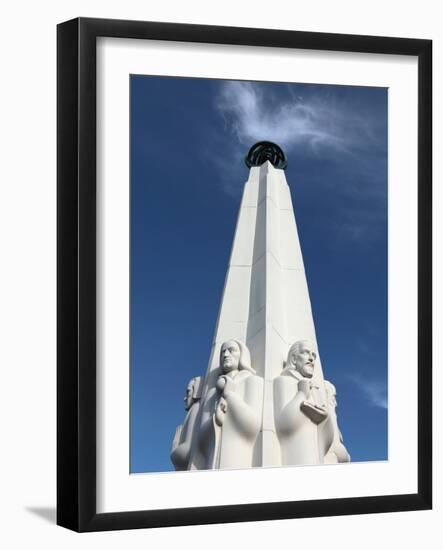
[215,81,380,155]
[213,81,387,242]
[349,374,387,409]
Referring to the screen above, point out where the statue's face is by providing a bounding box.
[290,341,316,379]
[220,340,241,373]
[184,380,194,410]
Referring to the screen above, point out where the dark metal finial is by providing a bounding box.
[245,141,287,170]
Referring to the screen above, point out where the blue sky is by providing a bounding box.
[130,75,388,473]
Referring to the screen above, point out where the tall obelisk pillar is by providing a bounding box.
[187,142,328,469]
[244,156,327,467]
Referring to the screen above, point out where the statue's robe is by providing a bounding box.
[274,368,334,466]
[170,398,201,471]
[191,369,263,470]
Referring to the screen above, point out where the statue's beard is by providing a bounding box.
[300,364,314,377]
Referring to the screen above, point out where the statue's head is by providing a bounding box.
[324,380,337,407]
[184,376,202,411]
[287,340,317,379]
[220,340,255,374]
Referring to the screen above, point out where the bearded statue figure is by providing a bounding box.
[192,340,263,470]
[274,340,349,466]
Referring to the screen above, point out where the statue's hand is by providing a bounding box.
[215,397,228,426]
[223,377,236,396]
[216,376,226,393]
[216,375,236,396]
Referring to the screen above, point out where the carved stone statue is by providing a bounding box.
[193,340,263,470]
[323,381,351,464]
[170,376,203,471]
[274,340,335,465]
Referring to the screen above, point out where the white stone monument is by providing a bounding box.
[171,142,350,470]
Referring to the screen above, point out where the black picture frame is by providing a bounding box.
[57,17,432,532]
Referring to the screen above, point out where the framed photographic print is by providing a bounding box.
[57,17,432,532]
